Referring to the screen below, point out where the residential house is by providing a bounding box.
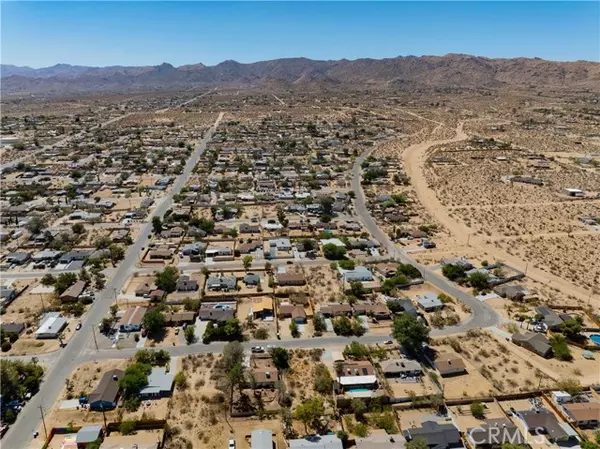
[149,289,166,302]
[181,242,207,256]
[385,298,418,317]
[563,402,600,428]
[416,293,444,312]
[251,430,274,449]
[374,263,398,278]
[434,353,467,377]
[139,367,174,399]
[0,286,17,306]
[356,434,406,449]
[89,369,124,410]
[512,332,552,358]
[76,425,103,448]
[176,275,199,292]
[1,322,25,336]
[467,419,526,448]
[535,306,572,331]
[320,304,353,318]
[278,303,307,323]
[119,306,147,332]
[135,283,154,297]
[339,266,374,283]
[5,252,31,265]
[206,275,237,292]
[494,284,528,301]
[35,312,67,339]
[238,240,263,254]
[515,409,570,442]
[290,436,343,449]
[163,311,197,326]
[205,246,233,258]
[381,359,423,378]
[337,360,378,391]
[239,223,261,234]
[403,421,462,449]
[59,280,86,303]
[277,272,306,286]
[148,247,173,260]
[198,303,236,322]
[353,304,391,320]
[252,297,274,320]
[243,273,261,287]
[59,250,92,264]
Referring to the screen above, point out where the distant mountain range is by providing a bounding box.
[2,54,599,95]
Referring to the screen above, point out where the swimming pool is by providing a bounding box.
[348,388,370,393]
[590,334,600,345]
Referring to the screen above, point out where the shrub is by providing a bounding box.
[1,341,12,352]
[119,420,136,435]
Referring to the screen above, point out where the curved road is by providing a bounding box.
[351,127,500,333]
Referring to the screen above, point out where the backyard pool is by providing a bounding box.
[348,388,370,393]
[590,334,600,345]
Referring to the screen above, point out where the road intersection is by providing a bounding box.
[2,112,500,448]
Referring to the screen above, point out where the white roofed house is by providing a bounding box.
[35,312,67,339]
[139,367,174,399]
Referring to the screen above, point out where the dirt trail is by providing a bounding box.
[400,117,599,307]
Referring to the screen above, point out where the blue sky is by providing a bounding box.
[2,1,598,67]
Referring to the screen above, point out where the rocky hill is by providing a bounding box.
[2,54,599,95]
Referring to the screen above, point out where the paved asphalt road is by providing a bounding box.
[351,147,500,332]
[4,118,499,448]
[1,113,224,449]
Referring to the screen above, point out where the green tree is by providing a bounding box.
[41,274,56,286]
[555,378,582,396]
[142,309,165,336]
[338,259,355,270]
[119,420,137,435]
[343,341,370,360]
[441,264,467,282]
[184,325,196,344]
[550,334,573,361]
[270,347,290,370]
[174,371,188,390]
[290,320,300,338]
[470,401,486,418]
[349,281,365,298]
[352,398,367,419]
[242,255,253,270]
[392,313,431,354]
[223,341,244,372]
[227,361,245,396]
[25,216,46,235]
[71,223,86,234]
[322,243,346,260]
[54,272,78,295]
[468,271,490,291]
[313,314,326,333]
[152,216,163,234]
[333,316,353,336]
[294,396,325,434]
[108,244,125,265]
[314,364,333,394]
[155,266,179,293]
[560,317,583,338]
[119,363,151,398]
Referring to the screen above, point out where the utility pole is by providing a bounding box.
[466,234,471,246]
[39,405,48,439]
[39,293,46,313]
[91,325,99,351]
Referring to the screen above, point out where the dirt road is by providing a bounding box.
[400,116,599,307]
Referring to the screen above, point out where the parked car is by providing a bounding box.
[76,323,82,331]
[229,439,236,449]
[251,346,264,353]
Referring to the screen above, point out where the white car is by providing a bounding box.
[229,439,236,449]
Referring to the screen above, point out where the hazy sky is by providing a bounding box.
[2,1,599,67]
